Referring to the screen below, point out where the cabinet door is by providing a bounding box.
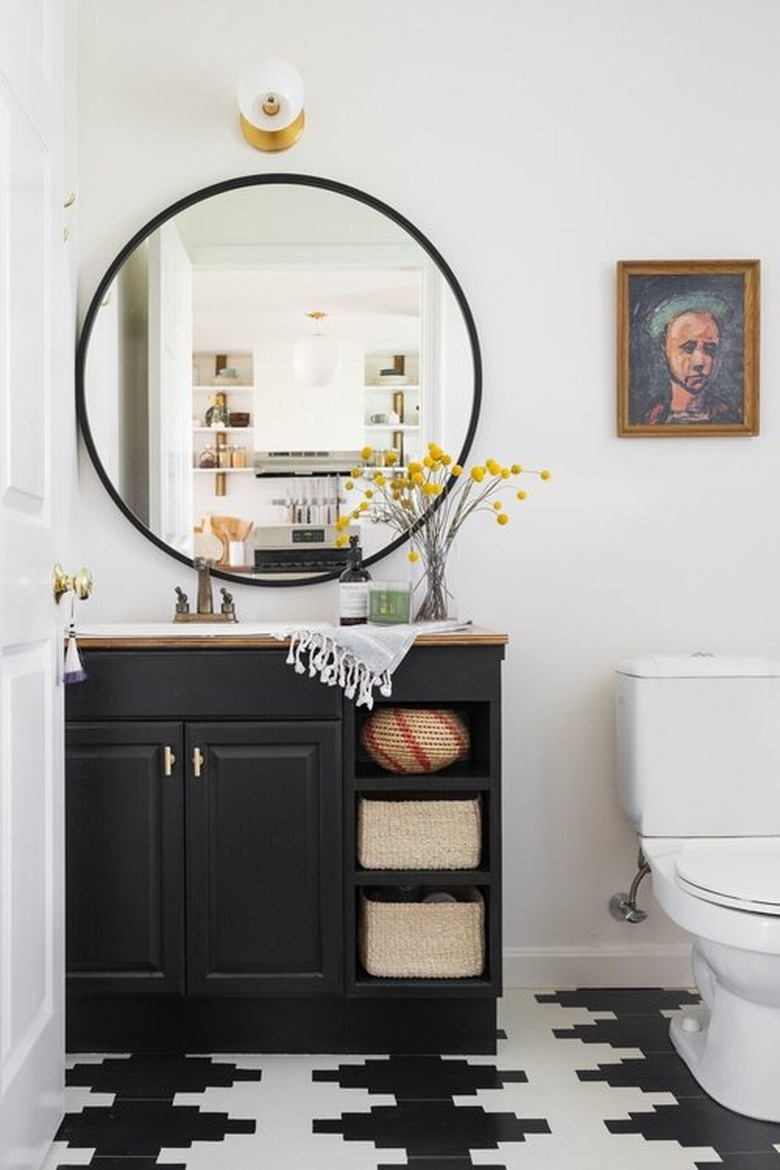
[186,722,341,996]
[66,723,185,995]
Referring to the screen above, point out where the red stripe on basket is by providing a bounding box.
[395,708,432,772]
[431,709,469,759]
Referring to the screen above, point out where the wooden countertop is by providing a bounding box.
[74,625,508,650]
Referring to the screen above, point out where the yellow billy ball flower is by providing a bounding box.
[361,446,373,461]
[428,441,443,459]
[408,550,420,562]
[470,466,485,482]
[358,501,369,512]
[364,488,374,499]
[516,489,528,500]
[451,464,463,476]
[486,458,500,476]
[384,450,398,465]
[497,512,510,525]
[407,460,422,474]
[500,467,510,479]
[344,480,354,491]
[441,453,452,465]
[493,500,503,510]
[511,463,523,475]
[412,471,424,485]
[350,467,363,479]
[540,469,551,480]
[336,515,351,529]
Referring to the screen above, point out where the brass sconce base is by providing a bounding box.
[239,109,305,152]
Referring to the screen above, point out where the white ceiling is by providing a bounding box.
[191,266,423,350]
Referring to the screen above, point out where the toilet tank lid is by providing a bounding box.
[616,653,780,679]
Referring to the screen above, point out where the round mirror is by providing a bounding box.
[76,174,482,586]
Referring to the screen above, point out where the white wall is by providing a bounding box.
[75,0,780,986]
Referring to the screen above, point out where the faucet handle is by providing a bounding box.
[220,587,237,621]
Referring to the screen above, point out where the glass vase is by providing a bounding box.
[414,543,454,622]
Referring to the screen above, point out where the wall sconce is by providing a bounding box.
[293,311,341,388]
[237,58,305,152]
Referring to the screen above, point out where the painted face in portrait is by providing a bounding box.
[663,310,720,396]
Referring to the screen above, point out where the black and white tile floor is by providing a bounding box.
[44,988,780,1170]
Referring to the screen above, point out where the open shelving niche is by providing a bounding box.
[343,686,502,1001]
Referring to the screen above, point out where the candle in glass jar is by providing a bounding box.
[368,581,412,625]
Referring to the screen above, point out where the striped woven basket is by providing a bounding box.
[360,707,470,774]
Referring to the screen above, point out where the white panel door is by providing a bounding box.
[148,222,193,554]
[0,2,74,1168]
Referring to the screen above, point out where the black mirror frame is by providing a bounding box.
[76,173,483,587]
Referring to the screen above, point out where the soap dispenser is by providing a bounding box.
[339,535,371,625]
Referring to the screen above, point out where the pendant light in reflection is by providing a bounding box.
[292,311,342,388]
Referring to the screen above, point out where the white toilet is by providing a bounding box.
[615,653,780,1121]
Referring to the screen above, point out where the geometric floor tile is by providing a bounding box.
[542,988,780,1170]
[42,989,780,1170]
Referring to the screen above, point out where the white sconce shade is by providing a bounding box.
[293,312,341,388]
[237,58,305,151]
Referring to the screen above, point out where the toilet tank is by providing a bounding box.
[615,654,780,837]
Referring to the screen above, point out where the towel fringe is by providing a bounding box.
[286,629,387,708]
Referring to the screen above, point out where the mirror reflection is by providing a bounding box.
[78,176,481,584]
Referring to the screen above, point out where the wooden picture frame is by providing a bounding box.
[617,259,760,436]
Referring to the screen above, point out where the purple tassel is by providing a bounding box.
[63,622,87,685]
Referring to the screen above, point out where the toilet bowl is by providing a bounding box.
[615,654,780,1120]
[642,837,780,1121]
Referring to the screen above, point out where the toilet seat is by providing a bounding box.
[674,839,780,915]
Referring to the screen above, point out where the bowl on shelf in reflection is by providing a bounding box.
[229,412,250,427]
[376,374,408,386]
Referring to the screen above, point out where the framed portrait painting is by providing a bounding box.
[617,259,760,436]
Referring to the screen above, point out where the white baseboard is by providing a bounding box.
[502,943,693,989]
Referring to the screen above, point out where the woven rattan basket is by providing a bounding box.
[358,888,485,978]
[357,797,481,870]
[360,707,470,774]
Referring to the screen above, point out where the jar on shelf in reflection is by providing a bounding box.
[204,392,229,427]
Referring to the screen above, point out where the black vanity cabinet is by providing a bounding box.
[65,634,505,1054]
[65,647,343,1052]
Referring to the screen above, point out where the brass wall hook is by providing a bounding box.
[53,564,93,604]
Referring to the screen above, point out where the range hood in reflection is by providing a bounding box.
[254,450,361,476]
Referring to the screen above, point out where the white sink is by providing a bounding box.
[75,622,331,639]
